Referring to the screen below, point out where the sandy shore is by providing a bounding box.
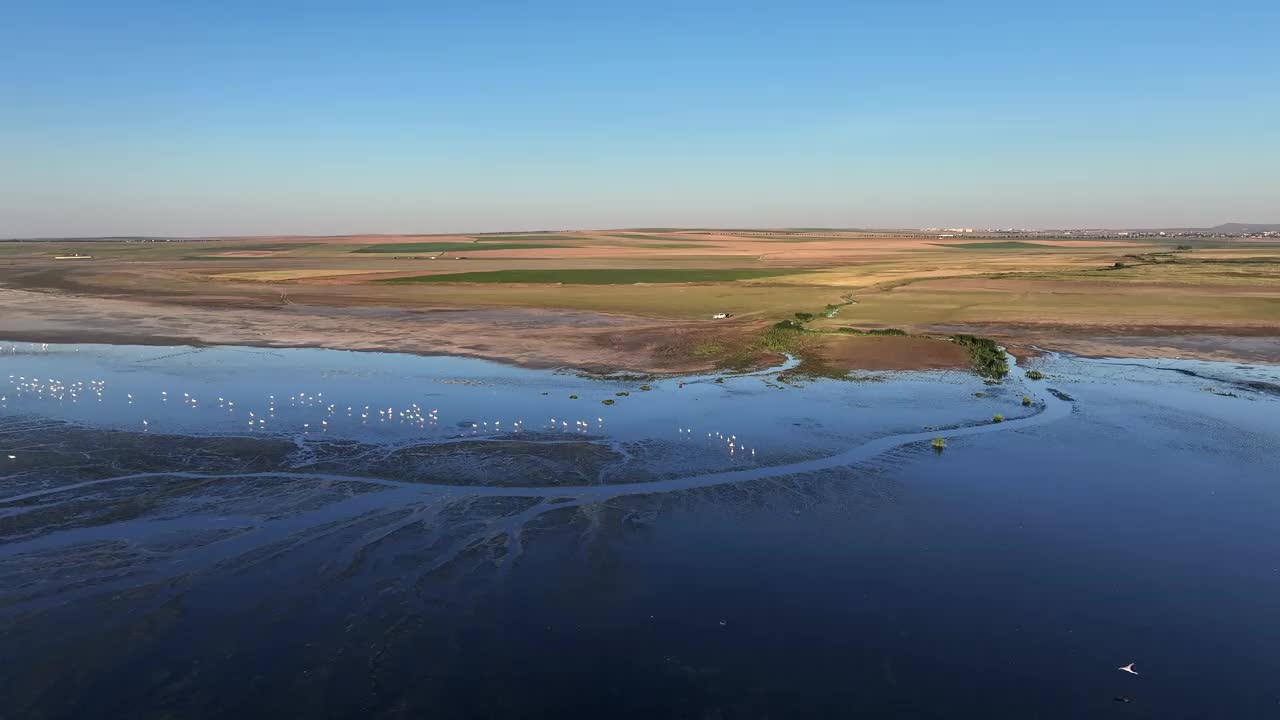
[2,287,1275,372]
[0,288,720,373]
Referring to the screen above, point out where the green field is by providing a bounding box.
[931,241,1053,250]
[608,234,705,243]
[381,269,806,284]
[353,242,570,254]
[634,243,711,249]
[470,234,585,242]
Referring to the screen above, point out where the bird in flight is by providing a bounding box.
[1119,663,1138,675]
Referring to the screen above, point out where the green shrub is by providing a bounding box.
[568,395,578,399]
[1022,395,1032,406]
[992,414,1004,423]
[691,342,725,358]
[639,385,652,391]
[615,391,630,396]
[931,437,946,451]
[836,327,907,336]
[1026,370,1044,380]
[601,399,615,405]
[950,334,1009,379]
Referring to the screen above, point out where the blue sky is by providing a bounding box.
[3,0,1277,236]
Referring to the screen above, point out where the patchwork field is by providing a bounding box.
[381,268,808,284]
[2,229,1278,371]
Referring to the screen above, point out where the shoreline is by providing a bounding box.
[2,286,1277,374]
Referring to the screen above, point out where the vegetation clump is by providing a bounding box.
[992,414,1004,423]
[836,327,907,336]
[931,437,946,452]
[568,394,578,399]
[1025,370,1045,380]
[950,334,1009,379]
[691,342,724,358]
[615,391,630,396]
[1022,395,1032,406]
[639,385,652,391]
[601,399,615,405]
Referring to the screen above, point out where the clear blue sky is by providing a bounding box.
[3,0,1277,236]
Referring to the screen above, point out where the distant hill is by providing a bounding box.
[1207,222,1280,233]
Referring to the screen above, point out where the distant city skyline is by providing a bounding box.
[3,1,1277,237]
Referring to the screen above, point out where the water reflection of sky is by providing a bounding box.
[2,341,1033,467]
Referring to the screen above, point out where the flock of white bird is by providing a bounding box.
[3,373,758,461]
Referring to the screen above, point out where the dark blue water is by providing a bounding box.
[1,343,1278,718]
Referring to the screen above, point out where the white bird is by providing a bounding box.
[1118,663,1138,675]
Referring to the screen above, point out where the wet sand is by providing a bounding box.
[928,321,1280,365]
[0,288,721,373]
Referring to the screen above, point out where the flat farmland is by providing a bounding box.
[2,230,1277,370]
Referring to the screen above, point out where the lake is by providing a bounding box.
[2,341,1278,718]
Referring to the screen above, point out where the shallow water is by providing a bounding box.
[1,342,1278,718]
